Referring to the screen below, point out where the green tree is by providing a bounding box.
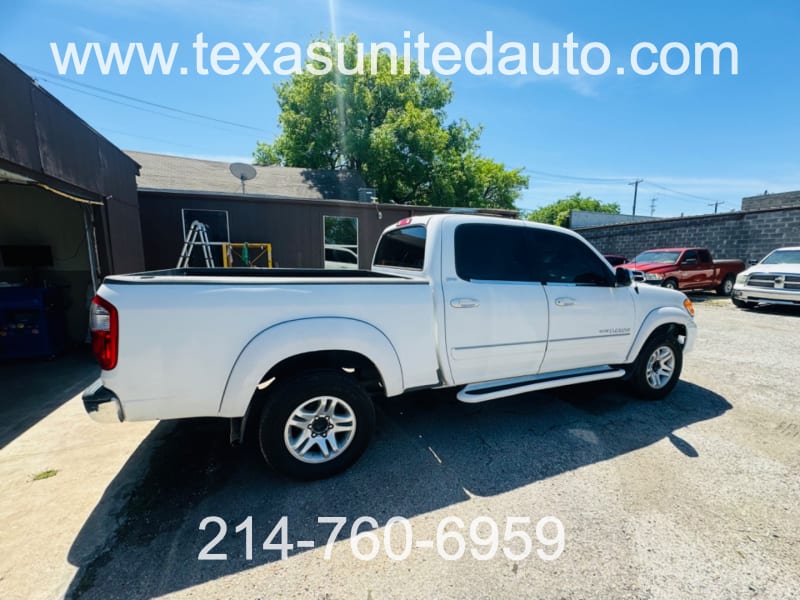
[526,192,620,227]
[253,35,528,209]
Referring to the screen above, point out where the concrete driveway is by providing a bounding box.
[1,299,798,599]
[0,353,155,600]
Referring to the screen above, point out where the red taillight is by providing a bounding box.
[396,218,413,226]
[90,296,118,370]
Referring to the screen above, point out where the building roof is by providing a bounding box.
[125,150,367,201]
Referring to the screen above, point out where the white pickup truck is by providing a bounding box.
[83,214,697,479]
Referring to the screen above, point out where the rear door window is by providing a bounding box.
[454,224,535,282]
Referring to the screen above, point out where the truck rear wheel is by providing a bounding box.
[259,370,375,480]
[717,274,735,296]
[629,334,683,400]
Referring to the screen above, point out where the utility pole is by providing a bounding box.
[629,179,643,218]
[708,200,725,214]
[650,197,657,216]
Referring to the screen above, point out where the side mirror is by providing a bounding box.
[615,267,632,287]
[748,259,759,266]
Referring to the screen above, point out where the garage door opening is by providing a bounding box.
[0,181,103,359]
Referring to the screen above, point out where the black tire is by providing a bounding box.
[717,275,735,296]
[629,334,683,400]
[732,297,756,309]
[662,278,679,290]
[259,370,375,480]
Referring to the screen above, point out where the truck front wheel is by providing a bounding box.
[629,334,683,400]
[662,278,679,290]
[259,370,376,480]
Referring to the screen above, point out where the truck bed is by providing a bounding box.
[97,269,438,421]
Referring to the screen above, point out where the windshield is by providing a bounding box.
[631,251,681,264]
[761,249,800,264]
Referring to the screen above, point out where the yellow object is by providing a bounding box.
[683,298,695,316]
[36,183,104,206]
[222,243,272,268]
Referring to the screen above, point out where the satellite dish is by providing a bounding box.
[229,162,257,193]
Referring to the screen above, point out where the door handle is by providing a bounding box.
[554,297,576,307]
[450,298,480,309]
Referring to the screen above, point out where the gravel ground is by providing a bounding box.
[18,297,800,599]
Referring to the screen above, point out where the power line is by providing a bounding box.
[35,76,215,124]
[32,75,271,138]
[525,169,724,207]
[99,126,208,149]
[19,63,270,133]
[525,169,629,184]
[708,200,726,214]
[640,189,700,206]
[642,180,719,203]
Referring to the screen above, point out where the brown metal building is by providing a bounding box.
[130,151,515,271]
[0,55,143,353]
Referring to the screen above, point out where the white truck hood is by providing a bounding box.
[741,263,800,276]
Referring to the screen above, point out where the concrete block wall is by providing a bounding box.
[576,207,800,264]
[742,191,800,211]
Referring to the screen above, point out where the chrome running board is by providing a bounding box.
[456,367,626,403]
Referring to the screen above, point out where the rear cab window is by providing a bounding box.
[373,225,427,270]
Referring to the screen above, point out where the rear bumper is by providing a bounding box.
[82,379,125,423]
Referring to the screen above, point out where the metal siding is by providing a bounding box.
[0,58,41,171]
[137,192,460,271]
[31,86,104,193]
[99,148,145,273]
[0,54,143,274]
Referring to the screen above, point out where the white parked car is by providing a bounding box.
[731,247,800,309]
[324,245,359,269]
[83,214,697,479]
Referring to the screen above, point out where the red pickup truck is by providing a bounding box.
[623,248,745,295]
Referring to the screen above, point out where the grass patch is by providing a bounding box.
[32,469,59,481]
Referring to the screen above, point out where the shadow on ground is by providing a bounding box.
[738,303,800,317]
[66,380,731,598]
[683,291,728,303]
[0,349,98,450]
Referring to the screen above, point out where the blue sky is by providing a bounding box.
[1,0,798,216]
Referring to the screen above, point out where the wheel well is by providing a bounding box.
[646,323,687,345]
[260,350,384,390]
[240,351,384,445]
